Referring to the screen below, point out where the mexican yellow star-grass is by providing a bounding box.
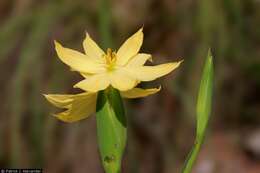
[44,28,182,122]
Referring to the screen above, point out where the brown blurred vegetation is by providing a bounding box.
[0,0,260,173]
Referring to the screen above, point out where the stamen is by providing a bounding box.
[106,48,113,64]
[105,48,117,71]
[111,52,117,63]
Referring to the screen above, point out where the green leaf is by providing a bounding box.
[96,87,127,173]
[181,49,214,173]
[196,50,213,138]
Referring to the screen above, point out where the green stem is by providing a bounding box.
[96,88,127,173]
[98,0,113,49]
[181,137,203,173]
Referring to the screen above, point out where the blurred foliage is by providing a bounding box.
[0,0,259,172]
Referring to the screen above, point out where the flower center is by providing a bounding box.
[104,48,117,71]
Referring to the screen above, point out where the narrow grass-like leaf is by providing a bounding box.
[181,50,213,173]
[196,50,213,138]
[96,87,127,173]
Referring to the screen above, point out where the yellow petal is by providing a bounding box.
[125,61,182,81]
[44,92,91,108]
[74,74,110,92]
[50,92,97,123]
[109,70,138,91]
[126,53,152,67]
[120,87,161,98]
[54,41,105,74]
[116,28,143,66]
[44,94,73,108]
[79,72,92,78]
[83,33,105,63]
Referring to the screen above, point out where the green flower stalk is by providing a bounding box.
[96,87,126,173]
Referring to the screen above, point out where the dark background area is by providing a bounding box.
[0,0,259,172]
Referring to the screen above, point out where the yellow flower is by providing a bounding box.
[54,28,182,92]
[44,87,160,122]
[44,28,182,122]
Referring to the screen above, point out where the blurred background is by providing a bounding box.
[0,0,260,172]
